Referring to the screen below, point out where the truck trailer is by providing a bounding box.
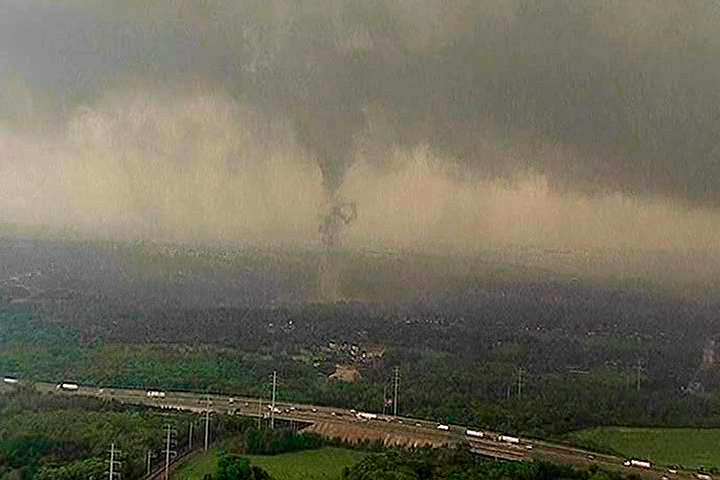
[623,459,651,469]
[497,435,520,444]
[356,412,378,420]
[57,383,79,391]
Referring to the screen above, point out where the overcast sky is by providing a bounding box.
[1,0,719,252]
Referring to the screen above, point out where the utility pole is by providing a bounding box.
[382,384,387,415]
[145,450,155,477]
[204,395,211,451]
[188,420,193,450]
[106,443,121,480]
[517,367,524,400]
[270,371,278,430]
[163,424,177,480]
[257,397,262,429]
[393,366,399,417]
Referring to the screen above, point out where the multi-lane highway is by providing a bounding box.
[18,381,699,479]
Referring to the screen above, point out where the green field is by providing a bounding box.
[172,448,369,480]
[565,427,720,469]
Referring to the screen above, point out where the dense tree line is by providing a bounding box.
[342,446,638,480]
[0,387,251,480]
[3,242,720,441]
[3,293,720,439]
[227,428,324,456]
[214,453,272,480]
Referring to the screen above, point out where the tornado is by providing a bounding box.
[292,102,364,301]
[316,197,357,301]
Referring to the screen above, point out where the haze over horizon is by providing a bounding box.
[1,0,719,257]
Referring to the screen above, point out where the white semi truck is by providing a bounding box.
[497,435,520,444]
[356,412,378,420]
[623,459,651,469]
[57,383,79,391]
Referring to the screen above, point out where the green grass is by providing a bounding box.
[246,448,369,480]
[565,427,720,469]
[172,449,220,480]
[172,448,368,480]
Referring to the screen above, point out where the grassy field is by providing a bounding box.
[171,447,368,480]
[565,427,720,469]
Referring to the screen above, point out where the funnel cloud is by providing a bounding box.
[2,0,720,268]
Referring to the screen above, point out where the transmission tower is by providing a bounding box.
[382,384,387,415]
[393,366,400,417]
[145,449,158,477]
[163,424,177,480]
[517,367,525,400]
[257,395,263,429]
[270,371,278,429]
[188,419,193,450]
[105,443,122,480]
[204,395,212,451]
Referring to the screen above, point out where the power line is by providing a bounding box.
[204,395,211,451]
[393,366,400,417]
[257,395,262,429]
[163,424,177,480]
[145,450,157,477]
[105,443,122,480]
[270,371,278,430]
[382,384,387,415]
[517,367,525,401]
[188,420,193,450]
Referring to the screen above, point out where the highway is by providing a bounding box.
[21,381,698,479]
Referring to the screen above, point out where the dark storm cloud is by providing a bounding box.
[2,0,720,206]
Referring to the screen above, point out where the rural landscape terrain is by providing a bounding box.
[3,0,720,478]
[2,234,720,479]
